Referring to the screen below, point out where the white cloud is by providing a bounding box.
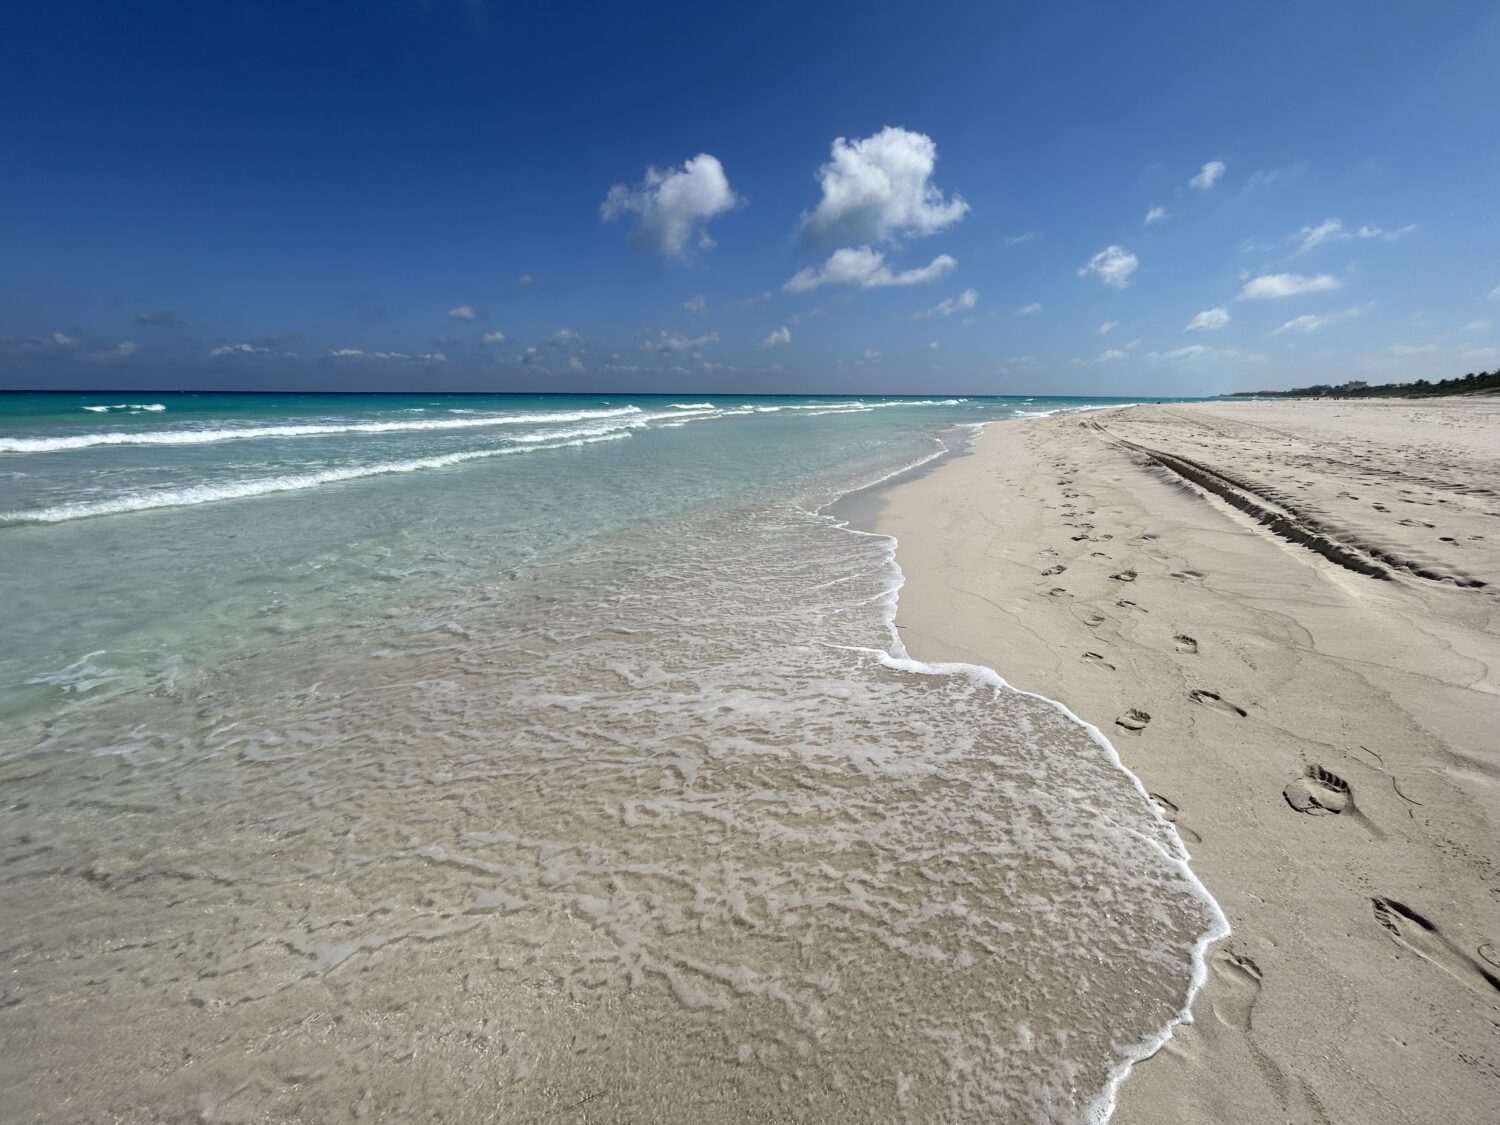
[1147,344,1265,364]
[1098,321,1118,335]
[762,326,791,348]
[1462,320,1490,332]
[1239,272,1342,299]
[801,126,968,243]
[568,356,586,372]
[923,288,979,317]
[643,331,720,353]
[1272,307,1362,335]
[740,291,772,309]
[1290,217,1416,256]
[1145,206,1168,224]
[1488,284,1500,302]
[1004,231,1040,245]
[1015,302,1042,317]
[209,342,268,357]
[1077,245,1138,288]
[447,304,476,320]
[328,348,446,363]
[550,328,579,347]
[481,331,507,346]
[862,348,881,360]
[1185,307,1230,332]
[52,332,76,346]
[928,341,940,350]
[600,153,741,259]
[683,294,706,315]
[1094,349,1129,363]
[516,274,534,286]
[784,246,955,292]
[1189,160,1225,190]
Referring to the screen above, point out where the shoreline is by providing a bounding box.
[872,399,1500,1121]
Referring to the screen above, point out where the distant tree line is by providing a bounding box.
[1229,368,1500,399]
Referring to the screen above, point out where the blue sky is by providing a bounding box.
[2,0,1497,394]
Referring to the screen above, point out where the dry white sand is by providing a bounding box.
[875,399,1500,1122]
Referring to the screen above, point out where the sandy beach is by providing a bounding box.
[875,399,1500,1122]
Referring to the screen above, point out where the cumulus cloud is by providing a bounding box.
[1290,217,1416,256]
[1189,160,1225,190]
[600,153,741,259]
[762,326,791,348]
[1077,245,1138,288]
[447,305,476,320]
[1098,321,1118,335]
[1015,302,1042,317]
[481,331,507,346]
[800,126,968,243]
[1145,206,1168,224]
[550,328,580,347]
[568,355,586,372]
[1239,273,1342,299]
[209,342,269,356]
[923,288,979,317]
[643,331,720,353]
[784,246,956,292]
[683,294,706,315]
[1185,307,1230,332]
[862,348,881,360]
[1273,307,1362,334]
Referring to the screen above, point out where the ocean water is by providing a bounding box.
[0,392,1225,1123]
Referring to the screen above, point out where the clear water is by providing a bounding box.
[0,392,1224,1123]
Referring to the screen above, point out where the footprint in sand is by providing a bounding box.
[1081,651,1116,671]
[1150,793,1202,845]
[1078,610,1106,627]
[1041,564,1067,576]
[1283,765,1384,836]
[1190,689,1247,717]
[1174,634,1199,654]
[1110,569,1138,583]
[1115,708,1151,733]
[1116,599,1147,613]
[1171,568,1205,581]
[1372,898,1500,996]
[1045,587,1070,598]
[1209,949,1263,1030]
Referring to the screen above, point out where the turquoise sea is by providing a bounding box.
[0,392,1224,1122]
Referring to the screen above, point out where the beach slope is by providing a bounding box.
[875,400,1500,1122]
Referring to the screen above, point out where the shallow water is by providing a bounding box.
[0,392,1222,1122]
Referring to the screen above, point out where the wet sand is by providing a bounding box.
[875,399,1500,1122]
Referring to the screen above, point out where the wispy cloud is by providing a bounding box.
[642,331,720,353]
[1145,206,1167,224]
[784,246,956,292]
[1014,302,1042,317]
[1290,217,1415,256]
[1185,307,1230,332]
[328,348,446,363]
[1077,245,1138,288]
[683,294,706,315]
[1098,321,1118,335]
[209,342,268,357]
[1239,273,1342,299]
[1189,160,1225,190]
[601,153,742,259]
[922,288,979,318]
[1272,307,1362,334]
[800,126,968,243]
[1004,231,1041,246]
